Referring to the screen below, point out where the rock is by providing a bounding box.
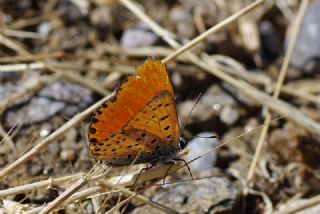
[269,122,320,168]
[48,141,59,153]
[290,2,320,73]
[0,83,19,102]
[4,80,93,127]
[57,0,84,24]
[90,6,112,27]
[178,85,235,122]
[60,149,75,161]
[28,160,43,176]
[222,82,256,106]
[184,132,219,171]
[133,174,239,214]
[39,124,51,137]
[48,24,89,51]
[37,22,52,38]
[39,81,92,106]
[120,22,159,48]
[170,4,195,38]
[202,85,236,107]
[178,99,216,124]
[220,106,239,125]
[260,20,282,62]
[5,97,65,127]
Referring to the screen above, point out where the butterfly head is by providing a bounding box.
[179,137,188,150]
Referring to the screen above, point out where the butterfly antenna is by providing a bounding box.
[181,93,219,139]
[181,93,203,133]
[185,135,219,141]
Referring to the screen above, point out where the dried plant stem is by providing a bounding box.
[0,173,84,198]
[0,61,115,73]
[245,0,309,189]
[202,54,270,86]
[0,52,63,63]
[272,194,320,214]
[0,125,19,158]
[39,175,89,214]
[2,28,45,39]
[0,33,30,55]
[98,44,185,61]
[281,86,320,105]
[0,62,45,72]
[25,167,109,214]
[27,168,179,214]
[38,166,106,214]
[105,194,137,214]
[24,186,104,214]
[46,62,114,73]
[8,14,52,29]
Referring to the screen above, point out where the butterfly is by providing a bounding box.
[88,58,187,167]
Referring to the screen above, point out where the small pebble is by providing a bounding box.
[260,20,282,60]
[37,22,52,38]
[60,149,75,161]
[90,6,112,27]
[120,22,158,48]
[220,106,239,125]
[39,127,50,138]
[184,132,219,171]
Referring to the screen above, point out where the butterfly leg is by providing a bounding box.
[162,158,194,185]
[162,161,176,185]
[119,164,153,214]
[131,163,154,188]
[173,158,194,180]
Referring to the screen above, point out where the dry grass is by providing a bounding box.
[1,0,320,213]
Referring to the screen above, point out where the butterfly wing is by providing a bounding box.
[89,91,181,166]
[88,59,174,144]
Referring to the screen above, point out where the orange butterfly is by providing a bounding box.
[88,59,186,166]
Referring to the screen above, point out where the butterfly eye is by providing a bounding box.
[179,137,187,149]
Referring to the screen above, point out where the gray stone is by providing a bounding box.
[133,174,239,214]
[121,23,158,48]
[220,106,239,125]
[290,2,320,73]
[184,132,219,171]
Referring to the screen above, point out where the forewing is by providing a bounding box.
[88,59,173,143]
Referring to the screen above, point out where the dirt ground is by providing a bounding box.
[1,0,320,213]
